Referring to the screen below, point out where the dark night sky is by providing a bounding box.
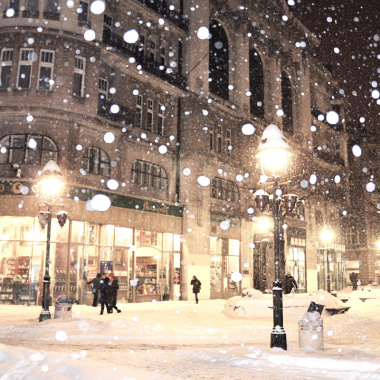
[294,0,380,134]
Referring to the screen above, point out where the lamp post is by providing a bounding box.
[38,160,67,322]
[321,229,334,293]
[255,124,296,350]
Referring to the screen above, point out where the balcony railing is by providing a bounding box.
[22,10,40,18]
[102,30,187,89]
[97,101,135,126]
[43,11,60,20]
[136,0,188,31]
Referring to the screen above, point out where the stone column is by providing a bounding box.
[182,1,210,96]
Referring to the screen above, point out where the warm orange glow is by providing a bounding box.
[321,229,334,243]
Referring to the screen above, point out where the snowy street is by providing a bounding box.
[1,288,380,379]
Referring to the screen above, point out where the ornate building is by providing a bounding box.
[0,0,349,305]
[344,125,380,285]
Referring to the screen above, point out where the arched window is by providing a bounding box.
[209,20,229,100]
[131,160,168,191]
[83,147,110,176]
[0,134,57,164]
[281,71,293,134]
[249,48,264,118]
[211,177,239,202]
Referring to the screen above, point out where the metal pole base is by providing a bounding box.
[271,327,287,350]
[39,310,51,322]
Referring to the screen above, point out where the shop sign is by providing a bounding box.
[0,180,183,217]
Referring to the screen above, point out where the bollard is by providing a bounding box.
[298,311,323,350]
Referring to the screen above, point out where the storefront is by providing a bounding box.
[209,237,240,299]
[0,216,181,305]
[0,180,183,305]
[286,239,307,292]
[317,244,345,292]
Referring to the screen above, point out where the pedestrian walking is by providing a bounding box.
[350,272,358,290]
[284,273,297,294]
[107,273,121,313]
[87,273,101,307]
[99,272,110,315]
[190,275,201,304]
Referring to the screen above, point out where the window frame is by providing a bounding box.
[17,48,34,90]
[98,78,108,111]
[83,146,110,177]
[136,94,143,128]
[211,177,239,202]
[149,40,156,61]
[157,103,164,136]
[131,159,168,191]
[146,98,153,132]
[77,0,89,21]
[160,46,166,66]
[38,49,55,91]
[0,134,58,164]
[44,0,59,13]
[226,129,231,157]
[73,56,86,97]
[0,49,13,90]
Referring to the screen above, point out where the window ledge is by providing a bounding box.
[72,94,86,101]
[36,89,53,93]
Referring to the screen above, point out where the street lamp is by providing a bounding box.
[255,124,296,350]
[321,229,334,293]
[38,160,67,322]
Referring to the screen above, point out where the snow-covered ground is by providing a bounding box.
[1,287,380,379]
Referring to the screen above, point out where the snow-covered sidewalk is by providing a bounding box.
[0,289,380,379]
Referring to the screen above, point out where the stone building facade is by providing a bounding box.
[344,126,380,286]
[0,0,349,305]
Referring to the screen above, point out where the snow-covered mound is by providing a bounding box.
[224,289,348,319]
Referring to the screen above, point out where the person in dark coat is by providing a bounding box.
[284,273,297,294]
[190,275,201,304]
[107,273,121,313]
[350,272,358,290]
[99,272,110,315]
[87,273,101,307]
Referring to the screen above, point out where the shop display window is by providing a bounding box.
[0,217,40,304]
[287,246,306,290]
[210,237,240,296]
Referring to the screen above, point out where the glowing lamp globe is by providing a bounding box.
[38,160,65,202]
[256,124,292,178]
[321,229,334,243]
